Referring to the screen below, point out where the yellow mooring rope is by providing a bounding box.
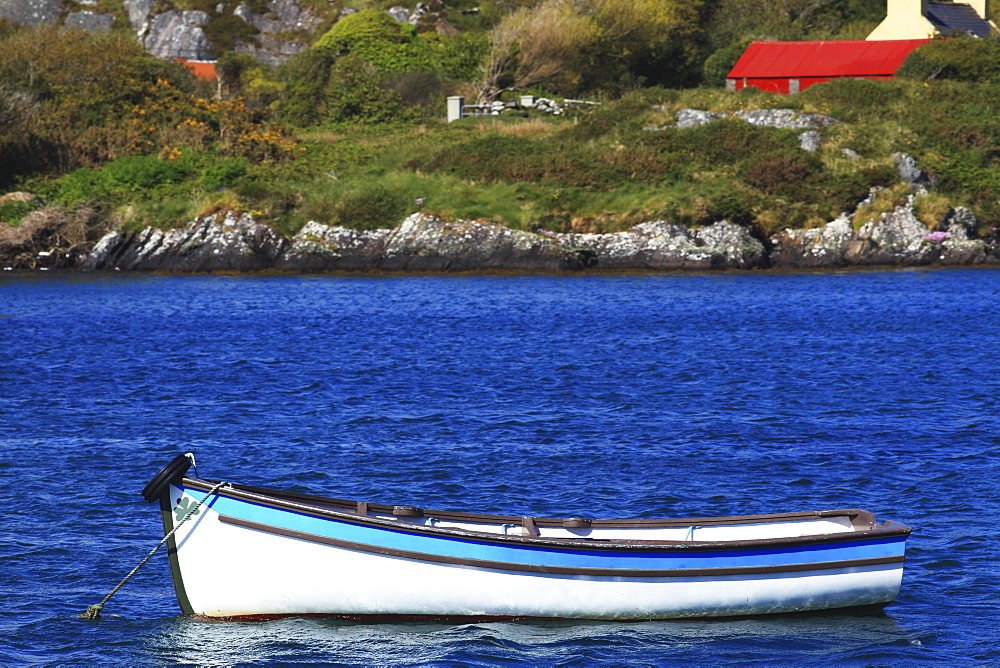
[79,480,228,620]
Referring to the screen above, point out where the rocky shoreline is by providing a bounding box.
[4,97,996,273]
[3,193,999,273]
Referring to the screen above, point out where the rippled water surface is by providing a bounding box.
[2,270,998,664]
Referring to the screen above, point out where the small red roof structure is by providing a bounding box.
[726,39,930,94]
[175,59,219,82]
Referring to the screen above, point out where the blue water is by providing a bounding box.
[1,270,998,664]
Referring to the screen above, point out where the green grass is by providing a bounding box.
[11,79,1000,236]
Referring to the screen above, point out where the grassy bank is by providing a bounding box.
[27,79,992,240]
[1,22,997,239]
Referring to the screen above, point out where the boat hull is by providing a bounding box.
[159,479,908,620]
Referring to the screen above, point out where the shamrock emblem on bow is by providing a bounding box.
[173,495,201,522]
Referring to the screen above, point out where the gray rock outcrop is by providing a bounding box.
[237,34,309,67]
[81,211,287,271]
[144,10,212,60]
[125,0,154,33]
[0,0,60,25]
[562,220,765,270]
[13,201,1000,274]
[675,109,724,128]
[893,152,936,191]
[733,109,840,130]
[279,214,574,272]
[250,0,320,34]
[79,213,772,273]
[675,108,840,131]
[769,193,992,268]
[65,11,115,30]
[799,130,821,152]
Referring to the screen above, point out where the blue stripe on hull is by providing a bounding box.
[180,486,906,572]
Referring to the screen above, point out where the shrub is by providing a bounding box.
[0,196,41,224]
[201,158,248,191]
[423,31,489,81]
[0,85,37,131]
[203,14,259,56]
[274,50,336,126]
[326,54,412,124]
[741,152,822,197]
[302,180,409,231]
[701,39,751,88]
[386,71,447,108]
[676,119,799,167]
[799,78,903,121]
[565,91,655,140]
[423,133,546,182]
[314,10,433,73]
[55,167,102,205]
[0,25,193,121]
[421,133,632,190]
[897,37,1000,83]
[98,155,190,195]
[704,190,756,226]
[823,165,896,214]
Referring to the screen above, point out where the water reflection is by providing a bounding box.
[151,611,921,665]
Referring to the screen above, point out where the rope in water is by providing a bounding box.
[79,479,228,620]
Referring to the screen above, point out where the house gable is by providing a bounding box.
[868,0,996,40]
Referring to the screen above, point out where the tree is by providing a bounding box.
[0,26,190,114]
[476,0,704,102]
[582,0,704,89]
[0,85,37,131]
[477,0,599,103]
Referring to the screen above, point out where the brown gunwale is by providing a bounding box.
[218,514,905,577]
[181,477,911,552]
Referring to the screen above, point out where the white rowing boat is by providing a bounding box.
[143,454,910,620]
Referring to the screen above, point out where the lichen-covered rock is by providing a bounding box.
[0,0,60,26]
[799,130,821,152]
[65,11,115,30]
[251,0,319,33]
[675,109,841,131]
[856,194,934,262]
[675,109,724,128]
[734,109,840,130]
[770,195,991,268]
[770,216,856,268]
[125,0,153,32]
[276,221,390,272]
[942,206,976,237]
[144,10,212,60]
[387,6,411,22]
[237,33,309,66]
[893,152,936,192]
[563,220,766,270]
[379,214,570,271]
[59,206,1000,273]
[82,212,287,271]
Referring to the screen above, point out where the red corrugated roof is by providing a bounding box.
[176,59,218,81]
[727,40,930,79]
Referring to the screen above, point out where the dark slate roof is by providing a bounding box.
[926,2,995,38]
